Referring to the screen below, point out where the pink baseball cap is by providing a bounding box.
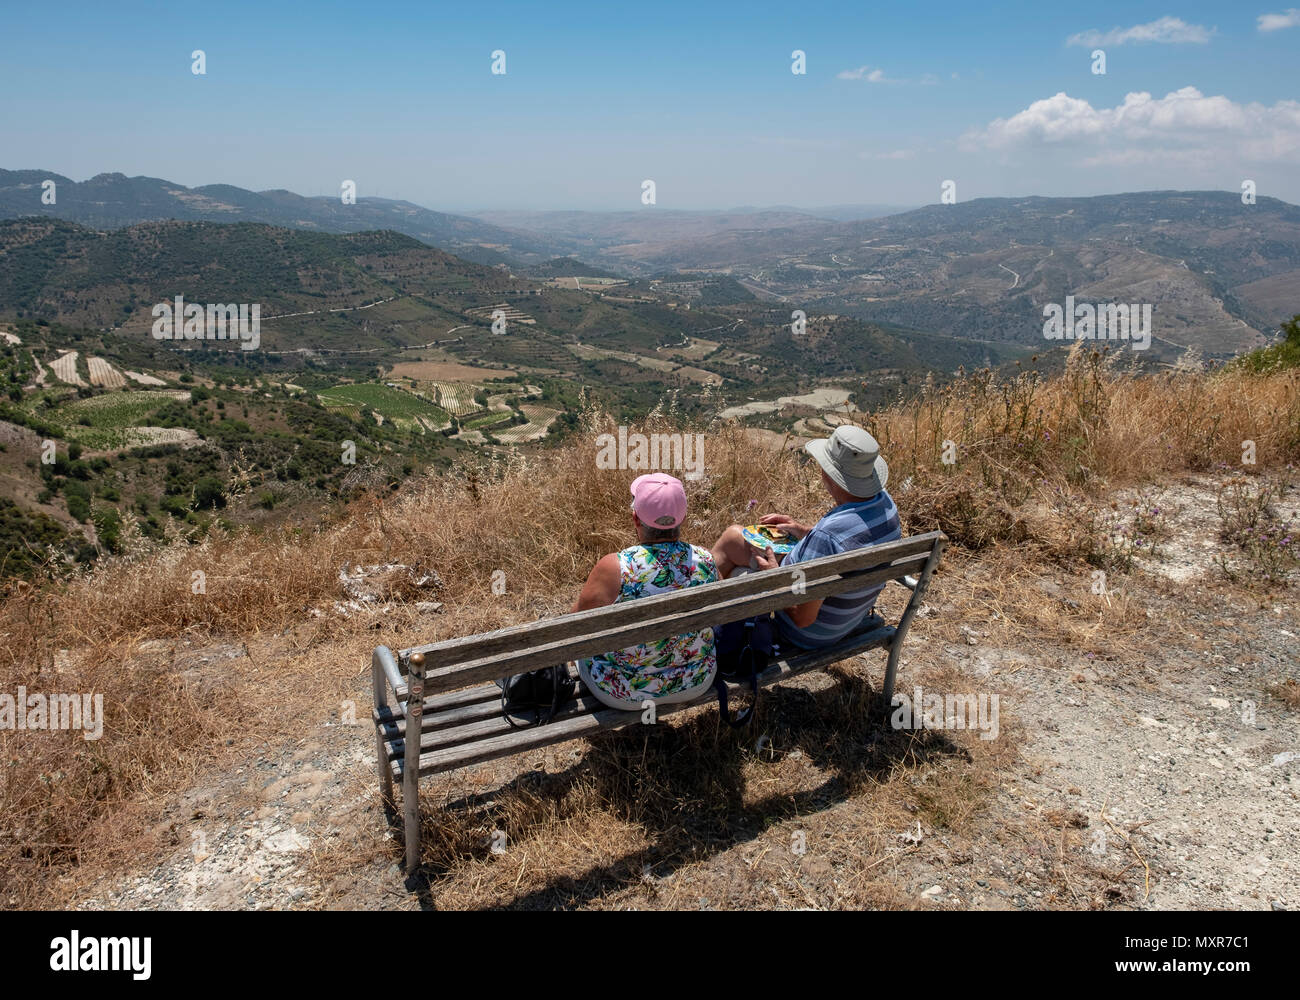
[630,473,687,529]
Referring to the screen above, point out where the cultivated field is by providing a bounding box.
[124,370,168,387]
[388,361,514,382]
[87,356,126,388]
[48,390,191,449]
[464,303,536,325]
[317,383,450,431]
[544,276,627,290]
[493,404,561,442]
[675,365,722,385]
[119,427,202,448]
[48,350,86,386]
[567,342,679,372]
[659,336,718,361]
[428,381,483,417]
[720,387,853,419]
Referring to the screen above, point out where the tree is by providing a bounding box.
[193,476,226,510]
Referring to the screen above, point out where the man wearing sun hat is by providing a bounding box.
[711,425,902,649]
[570,472,721,710]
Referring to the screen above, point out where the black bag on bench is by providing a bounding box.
[712,613,779,728]
[498,663,577,729]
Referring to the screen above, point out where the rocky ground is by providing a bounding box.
[68,475,1298,911]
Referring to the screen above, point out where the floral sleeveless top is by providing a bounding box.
[580,541,719,701]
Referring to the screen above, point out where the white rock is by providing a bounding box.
[264,829,311,853]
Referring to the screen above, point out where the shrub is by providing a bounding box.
[93,505,123,553]
[192,476,226,510]
[1215,472,1298,584]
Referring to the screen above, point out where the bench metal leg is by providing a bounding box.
[372,648,396,810]
[403,652,426,874]
[881,539,945,711]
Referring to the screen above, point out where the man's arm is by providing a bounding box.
[571,553,621,612]
[751,544,823,627]
[783,596,823,627]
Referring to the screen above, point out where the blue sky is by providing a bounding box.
[2,1,1297,210]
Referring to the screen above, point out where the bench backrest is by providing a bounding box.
[393,531,946,698]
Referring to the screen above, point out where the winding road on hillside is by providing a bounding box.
[258,325,473,357]
[259,295,406,322]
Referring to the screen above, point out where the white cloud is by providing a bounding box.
[1066,16,1215,47]
[837,65,892,82]
[965,87,1300,163]
[838,66,939,84]
[1257,8,1300,31]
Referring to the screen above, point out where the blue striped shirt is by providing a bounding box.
[775,491,902,649]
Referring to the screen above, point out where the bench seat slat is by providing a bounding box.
[387,623,895,778]
[376,689,602,748]
[381,692,607,760]
[374,687,502,734]
[425,685,503,711]
[374,685,504,733]
[377,695,503,733]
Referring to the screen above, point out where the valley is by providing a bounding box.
[0,188,1296,581]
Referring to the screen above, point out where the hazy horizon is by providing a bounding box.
[11,167,1300,219]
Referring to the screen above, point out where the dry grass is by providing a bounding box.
[875,346,1300,551]
[3,351,1298,906]
[323,653,1016,910]
[1267,678,1300,711]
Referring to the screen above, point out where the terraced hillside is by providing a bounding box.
[317,383,451,431]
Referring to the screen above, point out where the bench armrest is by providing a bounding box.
[373,646,405,707]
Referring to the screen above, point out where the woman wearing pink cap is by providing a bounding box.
[571,473,720,710]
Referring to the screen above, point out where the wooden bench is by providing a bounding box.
[371,530,946,872]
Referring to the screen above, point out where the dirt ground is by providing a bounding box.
[62,475,1298,911]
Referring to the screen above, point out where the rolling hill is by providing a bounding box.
[0,169,560,264]
[583,191,1300,358]
[0,217,1027,381]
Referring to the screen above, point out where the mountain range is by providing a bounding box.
[0,169,553,266]
[3,169,1297,358]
